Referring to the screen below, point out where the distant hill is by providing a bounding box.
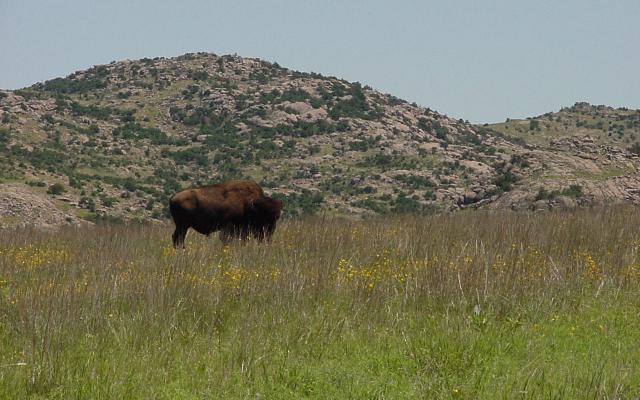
[485,102,640,210]
[1,52,639,227]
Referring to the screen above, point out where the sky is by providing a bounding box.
[1,0,639,123]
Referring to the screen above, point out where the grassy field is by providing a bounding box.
[1,208,640,399]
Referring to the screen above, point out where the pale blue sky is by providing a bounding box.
[1,0,638,122]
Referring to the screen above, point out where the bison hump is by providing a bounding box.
[199,181,263,200]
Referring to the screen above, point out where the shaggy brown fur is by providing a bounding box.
[169,180,283,248]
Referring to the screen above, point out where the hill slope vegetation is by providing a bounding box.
[0,53,639,225]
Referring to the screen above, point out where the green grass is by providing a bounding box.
[1,209,640,398]
[573,165,634,181]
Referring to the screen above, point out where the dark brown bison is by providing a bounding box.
[169,180,283,248]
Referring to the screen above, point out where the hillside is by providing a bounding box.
[486,103,640,209]
[0,52,639,226]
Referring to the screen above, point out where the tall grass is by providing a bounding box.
[1,208,640,398]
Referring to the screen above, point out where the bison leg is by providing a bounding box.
[219,229,234,245]
[172,225,188,249]
[220,226,250,245]
[251,227,266,242]
[220,226,243,245]
[252,224,275,242]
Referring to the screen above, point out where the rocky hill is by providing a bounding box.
[0,53,639,226]
[486,103,640,210]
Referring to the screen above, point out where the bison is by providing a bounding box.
[169,180,283,248]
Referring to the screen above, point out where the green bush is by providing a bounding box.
[272,190,324,216]
[493,167,518,192]
[79,197,96,212]
[353,198,388,214]
[161,147,208,167]
[394,174,435,189]
[47,183,66,195]
[278,88,311,103]
[101,196,118,207]
[628,142,640,155]
[561,185,583,198]
[188,70,209,81]
[535,185,583,200]
[69,102,114,120]
[328,83,381,120]
[41,75,107,94]
[113,123,173,145]
[392,194,422,213]
[0,128,9,144]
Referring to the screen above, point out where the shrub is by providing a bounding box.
[435,126,449,140]
[493,167,518,192]
[160,147,208,167]
[394,174,435,189]
[392,194,422,213]
[561,185,583,198]
[0,128,9,144]
[628,142,640,155]
[272,190,324,216]
[189,70,209,81]
[69,102,114,120]
[535,187,552,201]
[278,88,311,103]
[79,196,96,211]
[47,183,66,195]
[101,197,118,207]
[535,185,583,201]
[112,123,172,145]
[328,83,381,120]
[41,76,107,94]
[463,132,482,145]
[27,181,47,187]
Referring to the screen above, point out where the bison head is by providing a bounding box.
[248,196,283,240]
